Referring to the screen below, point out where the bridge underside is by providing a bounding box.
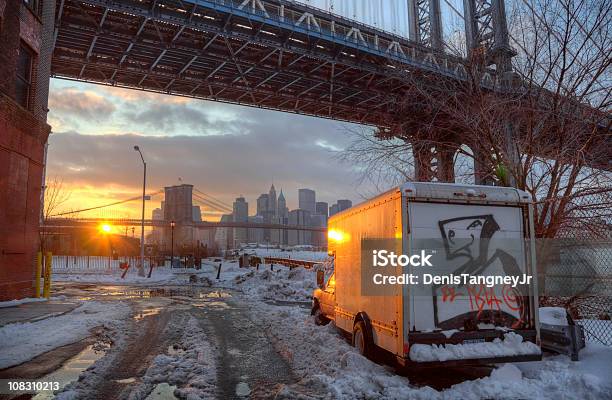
[51,0,610,182]
[52,0,453,125]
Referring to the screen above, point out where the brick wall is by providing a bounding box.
[0,0,51,301]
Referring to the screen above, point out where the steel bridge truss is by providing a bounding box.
[52,0,506,125]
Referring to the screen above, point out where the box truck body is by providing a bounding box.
[314,182,541,365]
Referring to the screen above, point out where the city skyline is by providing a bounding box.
[44,79,371,220]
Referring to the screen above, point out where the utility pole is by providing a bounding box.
[133,145,146,277]
[170,221,176,268]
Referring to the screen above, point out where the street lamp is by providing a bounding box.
[133,145,146,277]
[170,221,176,268]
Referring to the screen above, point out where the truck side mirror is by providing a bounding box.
[316,270,325,289]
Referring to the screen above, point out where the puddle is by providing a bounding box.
[96,287,232,300]
[235,382,251,397]
[145,383,178,399]
[32,344,108,399]
[264,299,312,309]
[116,377,137,384]
[133,307,162,321]
[200,291,232,298]
[191,301,230,309]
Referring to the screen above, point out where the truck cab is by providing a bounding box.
[312,272,335,325]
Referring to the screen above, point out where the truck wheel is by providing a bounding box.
[353,321,373,358]
[313,307,330,326]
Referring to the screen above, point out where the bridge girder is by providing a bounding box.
[52,0,501,126]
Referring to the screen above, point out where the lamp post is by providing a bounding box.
[170,220,176,268]
[133,145,146,277]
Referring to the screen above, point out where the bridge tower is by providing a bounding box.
[407,0,516,185]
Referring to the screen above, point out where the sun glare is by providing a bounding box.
[100,223,112,234]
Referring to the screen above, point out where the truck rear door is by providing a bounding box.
[407,201,534,333]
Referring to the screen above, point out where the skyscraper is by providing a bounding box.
[256,194,269,216]
[277,189,288,218]
[330,199,352,216]
[288,209,311,246]
[233,196,248,247]
[298,188,316,214]
[315,201,328,217]
[337,199,352,212]
[268,184,277,217]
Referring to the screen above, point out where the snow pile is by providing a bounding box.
[0,297,49,308]
[0,301,130,368]
[234,267,317,301]
[409,332,541,362]
[53,266,207,285]
[540,307,569,326]
[139,316,217,399]
[249,300,612,400]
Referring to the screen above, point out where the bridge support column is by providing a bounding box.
[413,143,456,183]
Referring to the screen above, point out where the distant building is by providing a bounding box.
[330,199,352,216]
[298,188,316,214]
[214,214,234,250]
[277,189,289,218]
[337,199,352,212]
[310,214,327,248]
[233,196,248,248]
[315,201,328,218]
[288,209,311,246]
[271,215,288,245]
[268,184,277,217]
[256,194,269,216]
[248,215,264,244]
[164,185,195,251]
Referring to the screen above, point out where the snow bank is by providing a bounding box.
[233,267,317,302]
[0,301,130,369]
[540,307,569,326]
[0,297,49,308]
[409,332,541,362]
[53,266,206,285]
[250,299,612,400]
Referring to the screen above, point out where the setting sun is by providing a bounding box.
[99,223,112,234]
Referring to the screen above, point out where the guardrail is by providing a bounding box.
[262,256,322,269]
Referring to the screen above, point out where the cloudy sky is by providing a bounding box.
[46,79,376,220]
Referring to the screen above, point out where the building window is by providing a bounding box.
[16,43,34,109]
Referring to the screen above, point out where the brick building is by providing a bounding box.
[0,0,54,300]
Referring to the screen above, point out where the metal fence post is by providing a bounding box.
[35,252,42,298]
[43,252,52,298]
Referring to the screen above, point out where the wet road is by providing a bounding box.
[5,283,300,400]
[1,283,491,399]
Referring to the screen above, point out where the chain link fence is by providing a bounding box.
[538,194,612,346]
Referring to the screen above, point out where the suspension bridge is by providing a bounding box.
[44,186,325,232]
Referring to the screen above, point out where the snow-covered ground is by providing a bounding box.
[254,297,612,400]
[10,254,611,399]
[0,300,130,369]
[0,297,50,308]
[53,265,206,285]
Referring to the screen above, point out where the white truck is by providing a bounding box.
[312,182,541,366]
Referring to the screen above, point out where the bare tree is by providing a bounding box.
[341,0,611,240]
[39,177,72,254]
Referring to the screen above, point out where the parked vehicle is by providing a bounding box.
[312,182,541,366]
